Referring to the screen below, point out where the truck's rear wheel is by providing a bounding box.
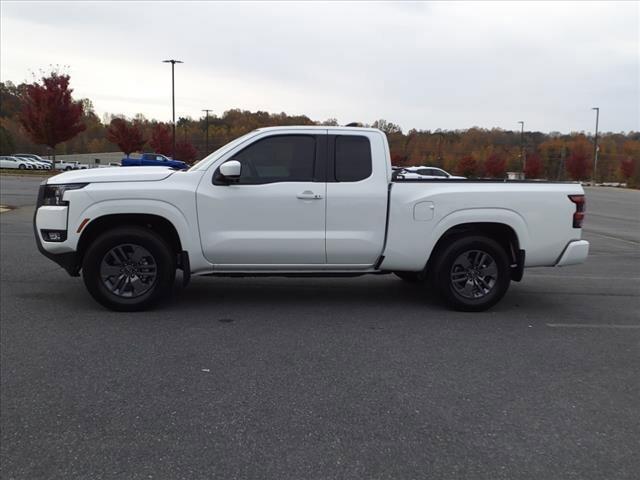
[82,226,175,311]
[433,235,510,312]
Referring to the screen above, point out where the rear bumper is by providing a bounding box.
[555,240,589,266]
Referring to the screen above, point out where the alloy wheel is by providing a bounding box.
[99,244,157,298]
[450,249,498,299]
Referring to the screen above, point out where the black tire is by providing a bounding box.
[18,164,26,170]
[432,235,510,312]
[82,226,176,311]
[394,271,427,283]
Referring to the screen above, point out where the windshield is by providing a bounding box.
[188,131,256,171]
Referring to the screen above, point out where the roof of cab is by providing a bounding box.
[254,125,382,133]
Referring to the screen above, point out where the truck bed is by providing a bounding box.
[380,179,584,271]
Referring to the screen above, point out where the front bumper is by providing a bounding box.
[33,186,81,276]
[555,240,589,266]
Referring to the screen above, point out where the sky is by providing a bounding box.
[1,1,638,133]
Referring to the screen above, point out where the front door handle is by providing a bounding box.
[296,190,323,200]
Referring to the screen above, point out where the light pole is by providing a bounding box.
[162,59,183,159]
[518,121,525,173]
[592,107,600,184]
[202,109,213,154]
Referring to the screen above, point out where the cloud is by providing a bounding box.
[1,1,638,132]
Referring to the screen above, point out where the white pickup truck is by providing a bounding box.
[34,126,589,312]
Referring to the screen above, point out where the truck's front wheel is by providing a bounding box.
[82,226,176,311]
[433,235,510,312]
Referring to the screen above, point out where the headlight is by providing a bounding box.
[39,183,88,207]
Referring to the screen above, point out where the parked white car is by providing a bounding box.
[34,126,589,312]
[18,157,47,170]
[397,166,466,180]
[14,154,53,168]
[28,158,53,170]
[0,156,33,169]
[53,161,79,171]
[68,161,89,170]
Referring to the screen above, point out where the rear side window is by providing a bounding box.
[232,135,316,184]
[335,135,372,182]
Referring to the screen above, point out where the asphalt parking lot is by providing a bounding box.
[1,175,639,480]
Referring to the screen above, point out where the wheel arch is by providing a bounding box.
[427,220,525,281]
[74,213,189,278]
[77,213,183,259]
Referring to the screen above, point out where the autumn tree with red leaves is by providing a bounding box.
[484,153,506,178]
[175,141,198,163]
[456,155,478,177]
[566,145,591,180]
[620,158,635,181]
[106,118,146,156]
[149,123,172,156]
[390,153,409,166]
[524,152,544,179]
[19,71,86,157]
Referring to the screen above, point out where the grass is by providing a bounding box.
[0,168,57,177]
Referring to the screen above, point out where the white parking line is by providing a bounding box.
[547,323,640,329]
[585,231,640,246]
[527,274,640,280]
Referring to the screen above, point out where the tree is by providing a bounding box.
[524,152,543,179]
[0,126,15,155]
[456,155,478,177]
[566,145,591,180]
[150,123,172,156]
[175,141,198,163]
[19,72,86,157]
[390,153,409,166]
[106,118,146,156]
[372,119,402,135]
[620,158,635,181]
[484,153,506,178]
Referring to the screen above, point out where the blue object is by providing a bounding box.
[121,153,188,169]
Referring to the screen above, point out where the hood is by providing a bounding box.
[46,166,177,184]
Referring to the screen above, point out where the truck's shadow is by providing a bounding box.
[170,275,437,310]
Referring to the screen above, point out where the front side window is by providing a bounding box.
[335,135,372,182]
[231,135,316,184]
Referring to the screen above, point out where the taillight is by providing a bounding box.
[569,194,585,228]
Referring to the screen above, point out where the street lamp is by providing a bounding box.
[162,59,183,158]
[517,121,525,173]
[202,109,213,154]
[592,107,600,184]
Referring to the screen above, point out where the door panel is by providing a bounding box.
[196,132,327,265]
[325,133,389,264]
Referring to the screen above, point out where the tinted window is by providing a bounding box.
[335,135,372,182]
[232,135,316,184]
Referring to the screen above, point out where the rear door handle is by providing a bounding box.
[297,190,323,200]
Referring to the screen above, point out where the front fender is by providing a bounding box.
[73,199,197,256]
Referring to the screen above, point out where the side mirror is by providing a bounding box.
[219,160,242,178]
